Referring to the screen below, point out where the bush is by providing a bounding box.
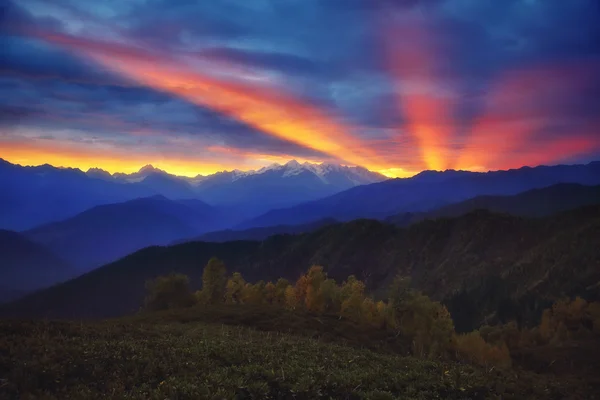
[538,297,599,344]
[144,273,195,311]
[225,272,246,304]
[479,321,522,349]
[387,275,455,358]
[455,331,512,368]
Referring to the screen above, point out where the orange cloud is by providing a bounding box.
[37,32,388,171]
[384,17,457,171]
[495,132,600,170]
[456,62,599,171]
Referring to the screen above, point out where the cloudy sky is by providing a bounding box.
[1,0,599,177]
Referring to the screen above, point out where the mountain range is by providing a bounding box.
[10,179,598,277]
[0,158,385,230]
[4,205,599,332]
[386,183,600,226]
[24,195,218,269]
[239,161,600,228]
[89,160,387,215]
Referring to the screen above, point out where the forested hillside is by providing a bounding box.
[5,205,599,331]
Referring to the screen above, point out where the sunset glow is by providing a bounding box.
[385,17,456,172]
[1,0,599,178]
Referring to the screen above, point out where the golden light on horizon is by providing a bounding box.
[377,167,417,178]
[0,141,279,177]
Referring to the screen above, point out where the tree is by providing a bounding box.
[285,285,299,310]
[538,297,598,343]
[386,275,455,357]
[455,331,512,368]
[273,278,291,305]
[239,281,267,305]
[294,275,309,308]
[265,282,276,304]
[202,257,227,304]
[144,273,195,311]
[340,278,366,321]
[337,275,358,310]
[388,275,413,312]
[305,265,326,313]
[361,297,378,325]
[319,279,339,313]
[375,301,390,328]
[225,272,246,304]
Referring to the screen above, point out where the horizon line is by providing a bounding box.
[2,156,598,180]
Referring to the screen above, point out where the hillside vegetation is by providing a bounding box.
[3,316,588,400]
[4,259,599,399]
[5,205,599,332]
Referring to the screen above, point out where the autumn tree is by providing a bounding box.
[144,273,195,311]
[265,281,276,304]
[455,331,512,368]
[241,281,267,305]
[294,274,309,308]
[538,297,598,343]
[337,275,358,309]
[387,275,455,357]
[201,257,227,304]
[340,276,366,321]
[361,297,378,325]
[375,301,391,328]
[225,272,246,304]
[273,278,291,305]
[319,279,339,313]
[285,285,299,310]
[305,265,326,313]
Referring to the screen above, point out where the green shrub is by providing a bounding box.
[144,273,195,311]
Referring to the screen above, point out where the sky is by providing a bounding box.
[1,0,599,178]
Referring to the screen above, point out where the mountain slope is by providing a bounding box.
[239,161,600,228]
[179,218,338,243]
[386,183,600,226]
[0,160,157,230]
[0,230,74,303]
[6,205,600,331]
[24,196,218,270]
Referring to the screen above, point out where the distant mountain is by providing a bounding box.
[0,158,386,230]
[178,218,338,243]
[88,160,387,216]
[0,230,74,303]
[25,195,219,270]
[194,160,386,216]
[0,160,157,230]
[88,165,197,199]
[239,162,600,229]
[5,205,599,331]
[387,183,600,226]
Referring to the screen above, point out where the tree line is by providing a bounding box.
[144,257,600,369]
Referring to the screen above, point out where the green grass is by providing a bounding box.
[1,308,594,399]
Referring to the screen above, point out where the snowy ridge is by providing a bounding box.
[86,160,387,186]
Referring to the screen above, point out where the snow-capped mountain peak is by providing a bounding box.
[85,159,386,191]
[282,160,309,178]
